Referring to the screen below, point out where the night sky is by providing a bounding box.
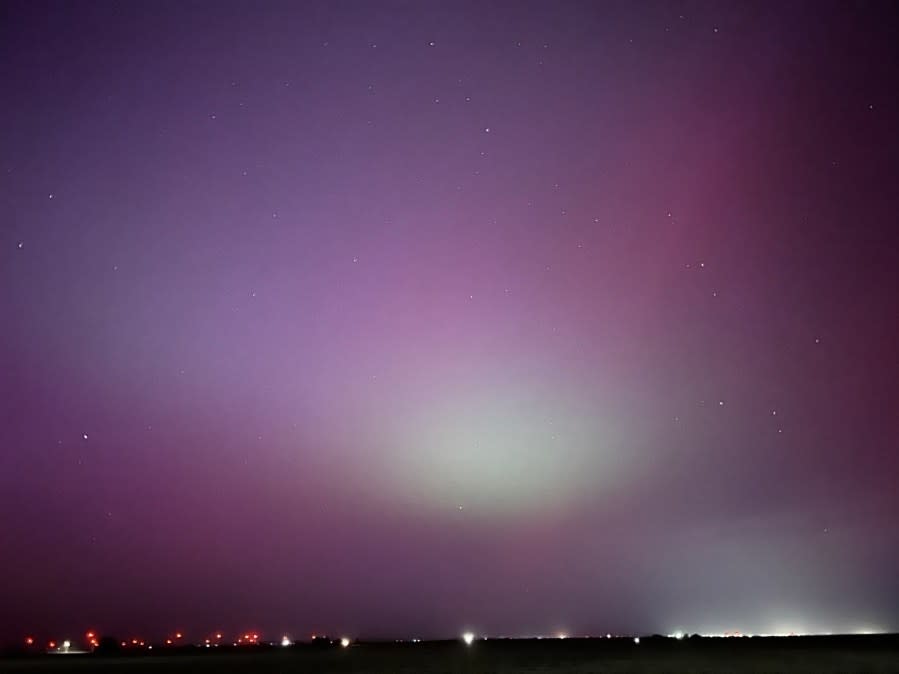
[2,0,898,643]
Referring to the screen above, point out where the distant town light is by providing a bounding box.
[462,632,475,645]
[340,637,351,648]
[633,637,640,644]
[62,640,71,650]
[281,636,292,647]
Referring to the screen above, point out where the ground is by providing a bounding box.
[2,636,898,673]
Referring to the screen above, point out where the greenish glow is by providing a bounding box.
[385,383,630,515]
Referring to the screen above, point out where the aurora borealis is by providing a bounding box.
[2,0,898,642]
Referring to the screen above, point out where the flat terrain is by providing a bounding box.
[2,636,898,673]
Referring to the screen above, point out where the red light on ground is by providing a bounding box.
[131,639,139,645]
[252,633,259,640]
[175,632,182,639]
[25,637,34,645]
[121,642,127,647]
[86,631,95,639]
[215,633,222,639]
[49,641,56,649]
[166,639,173,645]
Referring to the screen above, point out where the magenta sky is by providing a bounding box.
[2,0,898,643]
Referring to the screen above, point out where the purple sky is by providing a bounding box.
[2,0,898,643]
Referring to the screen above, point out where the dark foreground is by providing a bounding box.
[2,635,898,673]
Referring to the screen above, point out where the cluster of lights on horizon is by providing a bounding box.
[20,629,360,653]
[21,625,892,655]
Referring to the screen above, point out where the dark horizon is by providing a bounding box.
[2,0,898,642]
[8,631,899,655]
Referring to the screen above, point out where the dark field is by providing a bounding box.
[2,636,898,674]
